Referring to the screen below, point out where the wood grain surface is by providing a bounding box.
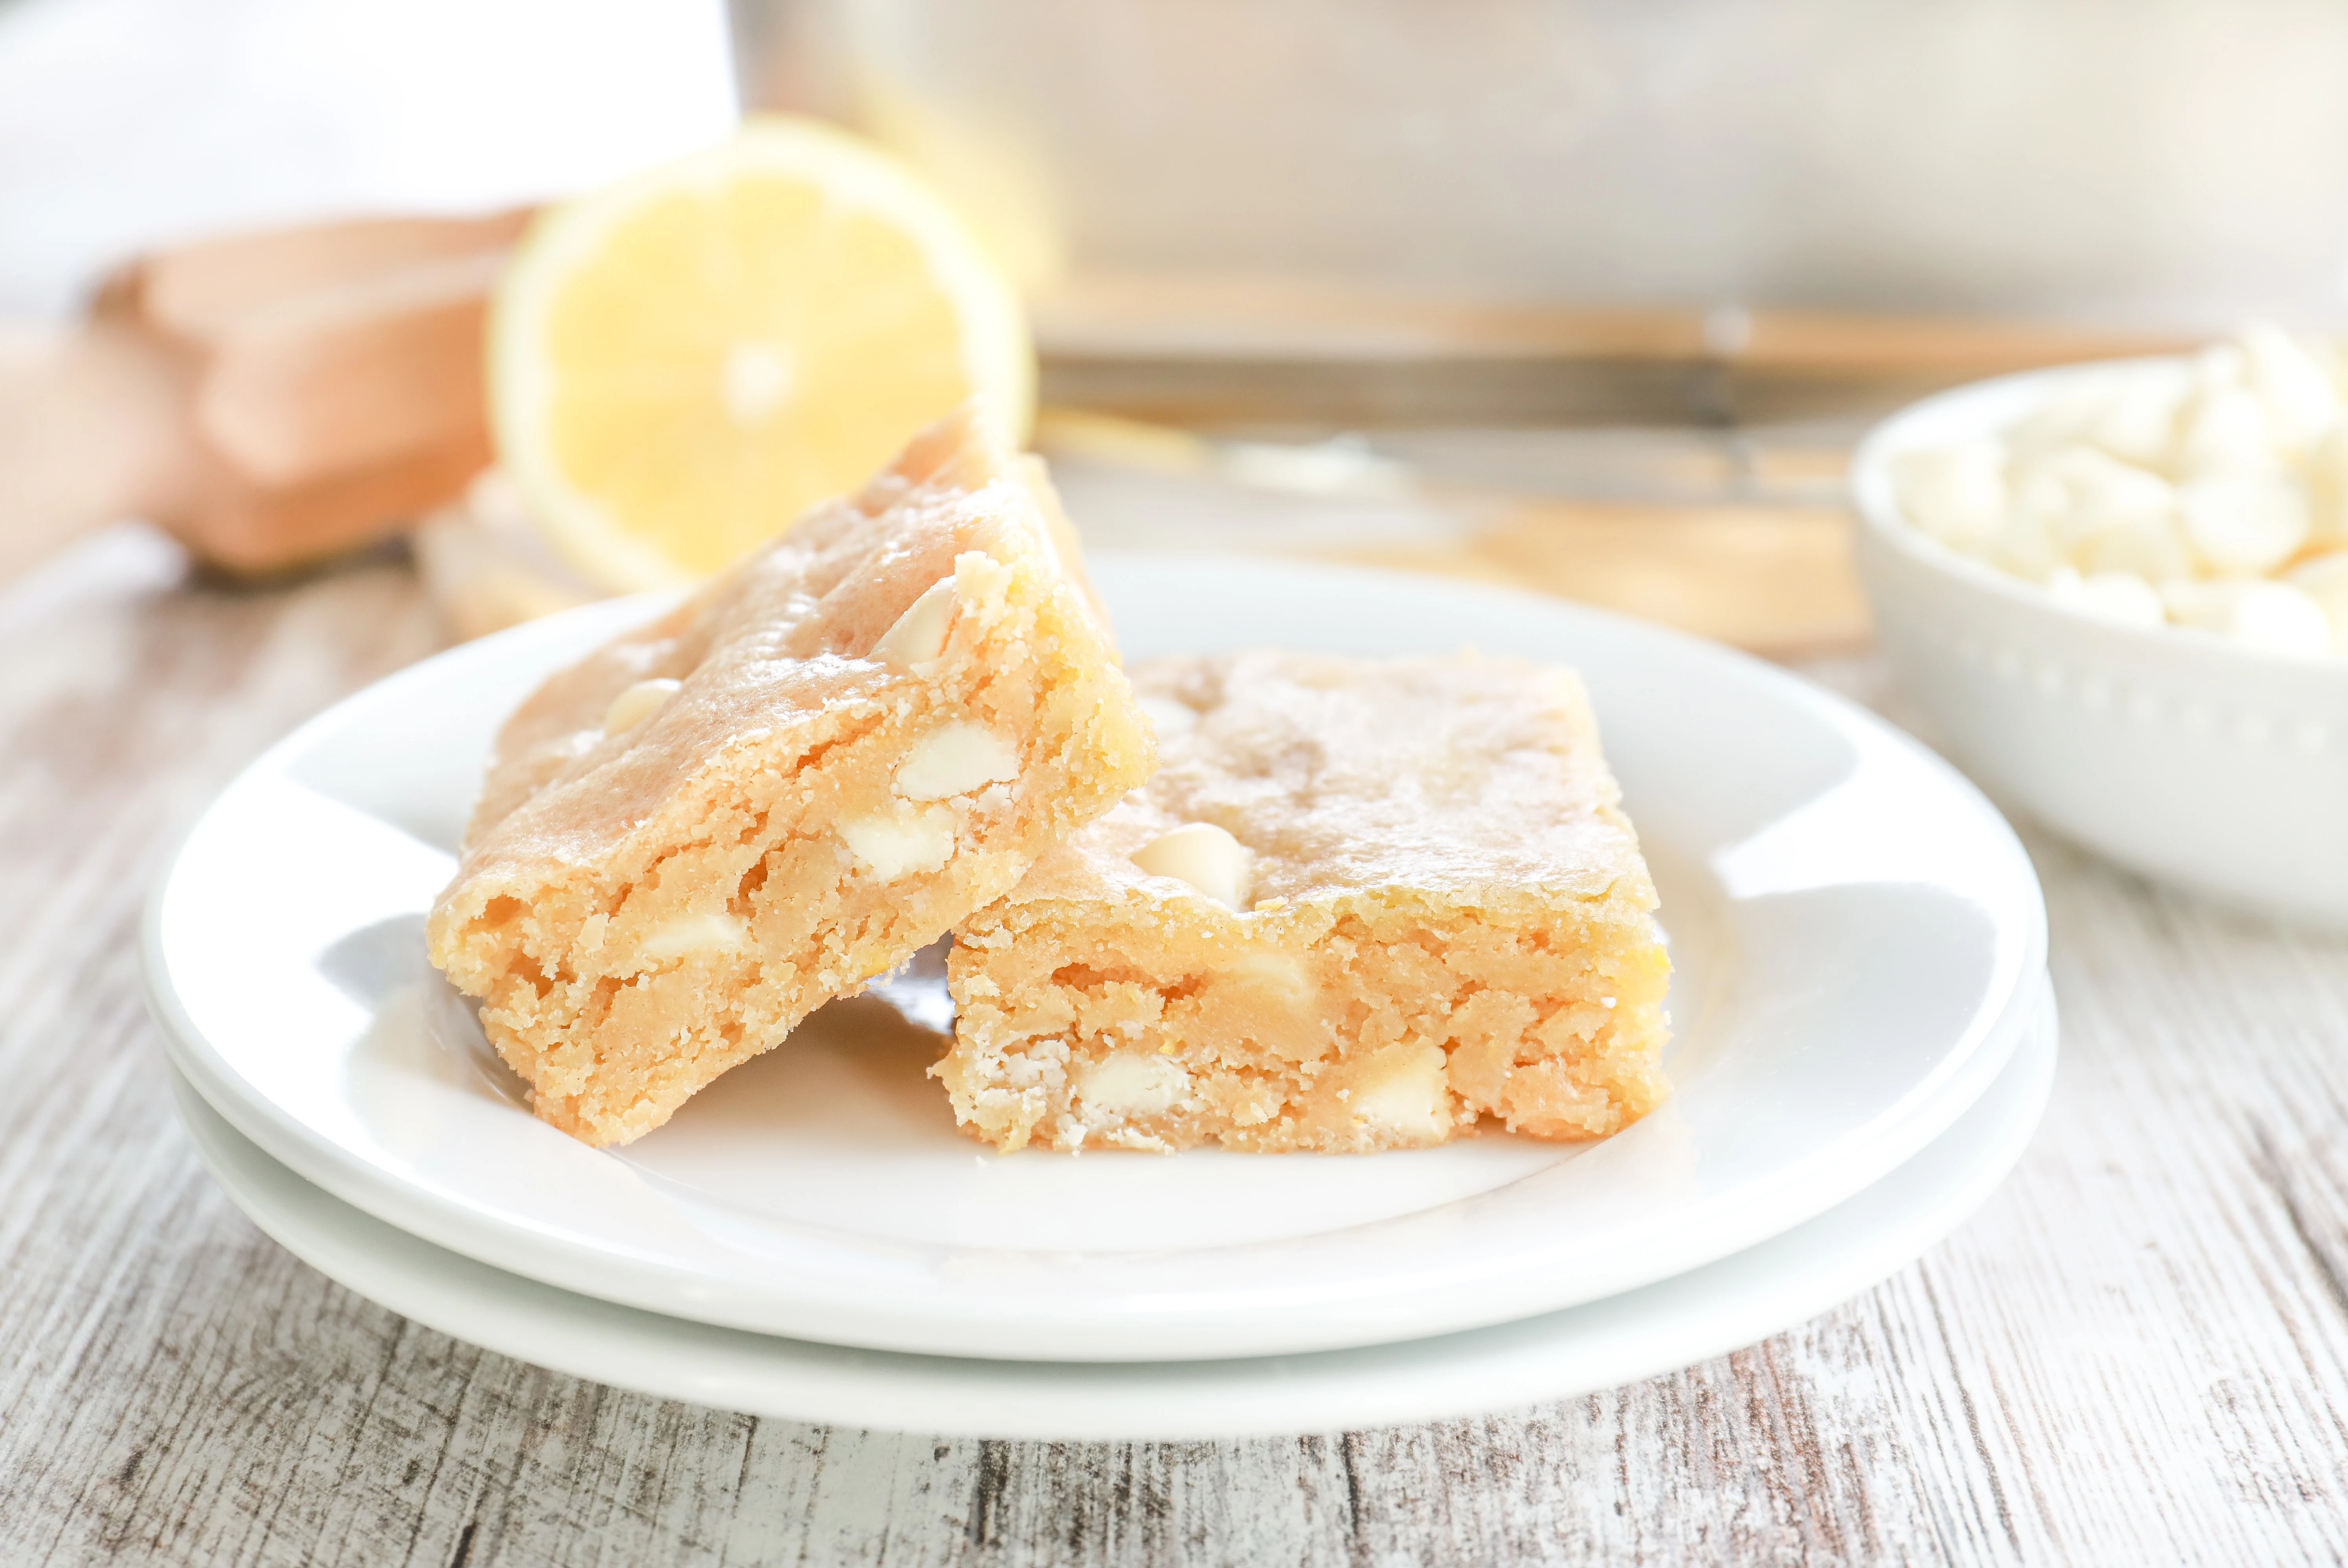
[2,527,2345,1567]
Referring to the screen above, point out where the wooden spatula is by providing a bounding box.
[0,209,527,581]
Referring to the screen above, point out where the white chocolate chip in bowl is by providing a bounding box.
[602,678,682,736]
[2030,444,2172,552]
[2306,429,2348,547]
[873,578,957,668]
[2239,318,2340,449]
[1132,823,1252,909]
[2177,382,2278,479]
[1886,442,2005,556]
[1874,328,2344,619]
[2288,553,2348,653]
[894,721,1020,801]
[1853,350,2348,928]
[2044,567,2165,631]
[2086,371,2186,466]
[2177,475,2308,577]
[2161,579,2334,657]
[2072,510,2195,582]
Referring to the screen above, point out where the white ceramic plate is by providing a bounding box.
[145,556,2048,1362]
[172,981,2056,1440]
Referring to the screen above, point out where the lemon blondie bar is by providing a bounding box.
[428,408,1154,1145]
[938,651,1670,1153]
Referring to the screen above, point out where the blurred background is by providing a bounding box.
[747,0,2348,326]
[7,0,2348,655]
[0,0,735,318]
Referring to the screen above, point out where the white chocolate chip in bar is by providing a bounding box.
[840,805,958,880]
[894,721,1020,802]
[1226,950,1312,1002]
[873,577,957,668]
[1343,1042,1452,1139]
[602,678,681,736]
[638,911,748,963]
[1075,1051,1192,1118]
[1132,822,1251,909]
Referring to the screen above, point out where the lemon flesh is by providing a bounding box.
[492,117,1034,591]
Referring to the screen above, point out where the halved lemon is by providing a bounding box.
[490,116,1034,591]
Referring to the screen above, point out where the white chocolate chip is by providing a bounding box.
[2240,319,2339,449]
[1132,823,1252,909]
[638,911,746,963]
[1996,469,2072,581]
[893,721,1020,801]
[1225,951,1312,1001]
[1074,1051,1190,1118]
[602,677,681,736]
[2308,427,2348,547]
[2032,445,2171,553]
[2287,552,2348,652]
[2006,445,2179,578]
[2178,475,2309,576]
[2162,579,2334,656]
[1137,694,1199,738]
[2230,584,2334,656]
[872,578,956,668]
[1891,442,2006,556]
[2072,511,2195,581]
[2045,566,2167,630]
[2192,342,2247,392]
[2005,375,2116,457]
[2177,384,2279,478]
[1345,1043,1451,1138]
[2085,370,2186,466]
[839,805,957,879]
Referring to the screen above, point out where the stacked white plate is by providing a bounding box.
[145,556,2055,1440]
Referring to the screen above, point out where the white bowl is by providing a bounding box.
[1852,362,2348,931]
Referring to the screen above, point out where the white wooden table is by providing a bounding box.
[4,526,2346,1566]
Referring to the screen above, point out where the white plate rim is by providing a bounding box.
[170,978,2057,1441]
